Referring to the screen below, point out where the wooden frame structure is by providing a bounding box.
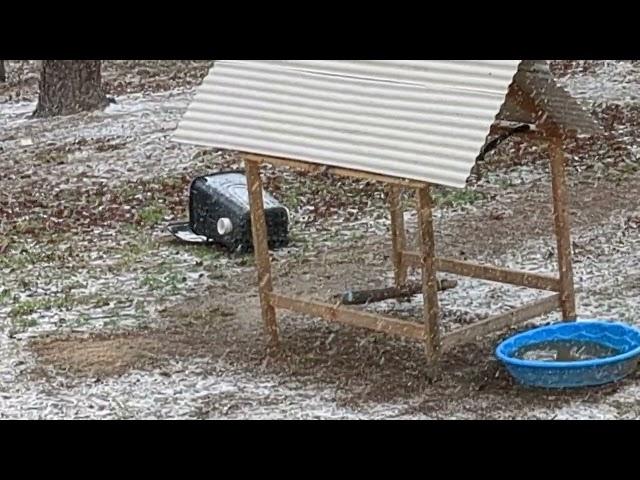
[243,117,576,364]
[173,61,601,365]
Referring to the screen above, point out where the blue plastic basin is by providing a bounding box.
[496,321,640,389]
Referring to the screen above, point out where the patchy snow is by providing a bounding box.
[0,346,422,420]
[559,61,640,106]
[2,211,640,419]
[2,60,640,419]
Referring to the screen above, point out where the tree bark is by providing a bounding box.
[34,60,108,117]
[0,61,5,83]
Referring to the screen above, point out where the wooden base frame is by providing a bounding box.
[243,139,576,364]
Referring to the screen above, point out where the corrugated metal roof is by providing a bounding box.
[498,60,601,135]
[173,60,598,188]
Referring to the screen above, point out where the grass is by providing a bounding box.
[9,295,75,319]
[117,234,158,267]
[9,300,41,319]
[0,289,11,305]
[612,158,640,183]
[158,176,185,190]
[69,313,91,328]
[75,294,112,309]
[0,242,85,271]
[496,177,515,189]
[9,317,39,335]
[139,271,186,294]
[7,296,68,336]
[191,246,223,262]
[278,189,304,210]
[433,189,485,208]
[140,274,165,290]
[138,204,168,226]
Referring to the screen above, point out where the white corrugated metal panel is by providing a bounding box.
[173,60,521,188]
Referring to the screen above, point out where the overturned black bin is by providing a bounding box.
[169,171,290,253]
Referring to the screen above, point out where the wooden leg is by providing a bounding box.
[549,139,577,321]
[389,186,408,288]
[416,184,441,364]
[245,159,279,345]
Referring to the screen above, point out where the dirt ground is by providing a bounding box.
[2,60,640,419]
[26,167,640,418]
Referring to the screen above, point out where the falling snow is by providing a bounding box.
[1,60,640,419]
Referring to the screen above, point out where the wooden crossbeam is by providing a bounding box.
[245,153,427,189]
[269,293,426,340]
[441,294,561,351]
[402,253,560,291]
[241,148,574,364]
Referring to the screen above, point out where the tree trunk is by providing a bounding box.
[34,60,108,117]
[0,61,5,83]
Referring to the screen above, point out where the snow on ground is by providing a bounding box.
[1,189,639,419]
[559,60,640,106]
[1,61,640,419]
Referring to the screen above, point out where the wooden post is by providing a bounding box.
[0,61,6,83]
[389,186,408,287]
[549,138,577,321]
[416,184,441,363]
[235,152,578,357]
[245,159,279,345]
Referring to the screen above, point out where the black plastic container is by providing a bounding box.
[188,171,289,253]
